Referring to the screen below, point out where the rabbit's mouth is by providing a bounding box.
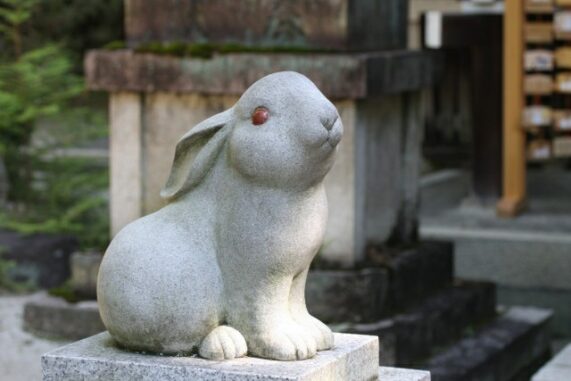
[325,119,342,148]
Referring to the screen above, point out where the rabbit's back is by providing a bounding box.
[97,209,224,353]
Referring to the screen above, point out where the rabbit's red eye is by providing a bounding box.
[252,107,269,125]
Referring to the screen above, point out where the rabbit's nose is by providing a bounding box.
[321,115,338,131]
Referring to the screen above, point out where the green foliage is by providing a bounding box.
[0,106,110,250]
[29,0,124,71]
[103,40,126,50]
[0,0,112,250]
[0,0,84,153]
[48,280,80,303]
[0,45,84,150]
[0,0,38,57]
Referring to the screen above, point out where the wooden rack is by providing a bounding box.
[499,0,571,217]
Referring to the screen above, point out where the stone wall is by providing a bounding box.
[124,0,407,51]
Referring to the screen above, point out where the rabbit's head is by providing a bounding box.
[161,71,342,200]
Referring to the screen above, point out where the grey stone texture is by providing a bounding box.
[498,286,571,338]
[533,366,571,381]
[98,72,340,360]
[533,344,571,381]
[23,293,104,341]
[124,0,407,51]
[0,229,78,288]
[419,169,470,217]
[379,367,431,381]
[42,332,379,381]
[306,268,389,324]
[382,241,453,312]
[70,251,102,299]
[85,50,443,99]
[420,195,571,338]
[353,93,424,251]
[342,281,496,367]
[454,239,571,290]
[305,241,454,324]
[426,306,553,381]
[440,235,571,339]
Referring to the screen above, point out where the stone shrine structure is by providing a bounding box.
[86,0,442,267]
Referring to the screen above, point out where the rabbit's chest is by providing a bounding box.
[221,191,327,270]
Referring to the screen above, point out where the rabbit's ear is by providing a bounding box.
[160,108,234,201]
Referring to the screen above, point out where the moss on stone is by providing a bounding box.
[103,41,336,58]
[48,281,81,303]
[103,40,126,50]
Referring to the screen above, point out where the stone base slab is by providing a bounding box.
[43,332,382,381]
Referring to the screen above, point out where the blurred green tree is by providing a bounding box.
[30,0,123,71]
[0,0,120,249]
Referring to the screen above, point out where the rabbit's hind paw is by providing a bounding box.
[199,325,248,360]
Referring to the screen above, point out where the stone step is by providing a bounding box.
[533,344,571,381]
[23,292,104,341]
[307,240,454,323]
[424,306,553,381]
[383,241,454,312]
[420,191,571,338]
[335,280,496,366]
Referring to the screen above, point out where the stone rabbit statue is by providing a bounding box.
[97,71,343,361]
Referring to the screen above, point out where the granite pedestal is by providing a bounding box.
[43,332,384,381]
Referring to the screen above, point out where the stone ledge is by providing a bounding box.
[344,280,496,366]
[306,241,454,325]
[532,344,571,381]
[23,292,104,341]
[85,49,443,99]
[379,367,430,381]
[42,332,379,381]
[426,306,553,381]
[306,268,389,323]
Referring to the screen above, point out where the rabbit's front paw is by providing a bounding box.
[293,314,334,351]
[199,325,247,360]
[248,323,317,360]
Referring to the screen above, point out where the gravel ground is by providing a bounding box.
[0,293,70,381]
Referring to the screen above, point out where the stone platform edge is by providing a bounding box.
[532,344,571,381]
[43,332,389,381]
[379,367,431,381]
[85,49,443,99]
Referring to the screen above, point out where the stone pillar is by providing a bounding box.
[109,93,143,235]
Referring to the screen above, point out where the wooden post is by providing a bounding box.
[497,0,526,217]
